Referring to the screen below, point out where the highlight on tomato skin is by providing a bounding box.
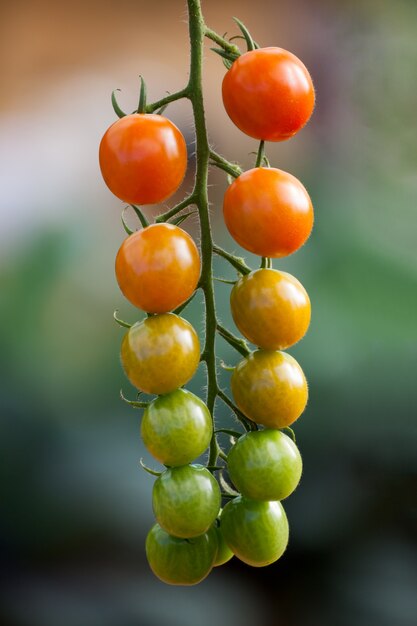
[223,167,314,258]
[99,113,187,205]
[222,47,315,141]
[115,223,201,314]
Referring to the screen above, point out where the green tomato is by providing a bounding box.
[153,464,221,538]
[220,497,289,567]
[141,389,212,467]
[146,523,218,586]
[227,429,302,501]
[213,523,234,567]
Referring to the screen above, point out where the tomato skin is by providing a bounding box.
[121,313,200,395]
[99,113,187,205]
[141,389,212,467]
[222,47,315,141]
[146,523,218,586]
[228,430,302,501]
[223,167,313,258]
[231,350,308,428]
[152,464,221,538]
[230,269,311,350]
[220,497,289,567]
[213,523,234,567]
[115,223,200,313]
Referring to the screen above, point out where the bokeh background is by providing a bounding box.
[1,0,416,624]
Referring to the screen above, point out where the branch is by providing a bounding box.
[217,323,250,357]
[209,149,242,178]
[204,28,241,56]
[145,87,190,114]
[155,195,196,223]
[217,389,257,432]
[213,244,251,275]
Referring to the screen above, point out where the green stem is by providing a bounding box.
[204,27,241,56]
[255,140,265,168]
[209,149,242,178]
[217,323,250,357]
[145,87,190,114]
[155,195,196,223]
[187,0,220,467]
[213,244,251,274]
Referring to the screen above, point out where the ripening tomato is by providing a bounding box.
[121,313,200,395]
[230,269,311,350]
[220,497,289,567]
[99,113,187,205]
[231,350,308,428]
[222,47,315,141]
[228,430,302,501]
[115,223,200,313]
[223,167,313,258]
[152,464,221,538]
[146,523,218,586]
[141,389,212,467]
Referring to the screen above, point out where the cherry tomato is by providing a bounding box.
[121,313,200,395]
[213,521,234,567]
[152,464,221,538]
[220,497,289,567]
[230,268,311,350]
[115,223,200,313]
[222,47,315,141]
[99,113,187,205]
[223,167,313,258]
[141,389,212,467]
[228,430,302,501]
[146,523,218,586]
[231,350,308,428]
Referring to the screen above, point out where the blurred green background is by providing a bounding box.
[1,0,416,624]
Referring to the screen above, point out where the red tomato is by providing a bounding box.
[99,113,187,205]
[223,167,313,258]
[115,223,200,313]
[222,47,315,141]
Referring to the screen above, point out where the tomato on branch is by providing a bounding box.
[121,313,200,395]
[223,167,313,258]
[115,223,200,313]
[222,47,315,141]
[99,113,187,205]
[230,268,311,350]
[231,350,308,428]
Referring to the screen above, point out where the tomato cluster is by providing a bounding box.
[99,15,314,586]
[219,44,313,569]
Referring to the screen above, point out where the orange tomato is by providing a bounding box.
[230,269,311,350]
[115,223,200,313]
[231,350,308,429]
[99,114,187,205]
[222,47,315,141]
[121,313,200,395]
[223,167,313,258]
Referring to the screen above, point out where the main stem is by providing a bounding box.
[187,0,220,466]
